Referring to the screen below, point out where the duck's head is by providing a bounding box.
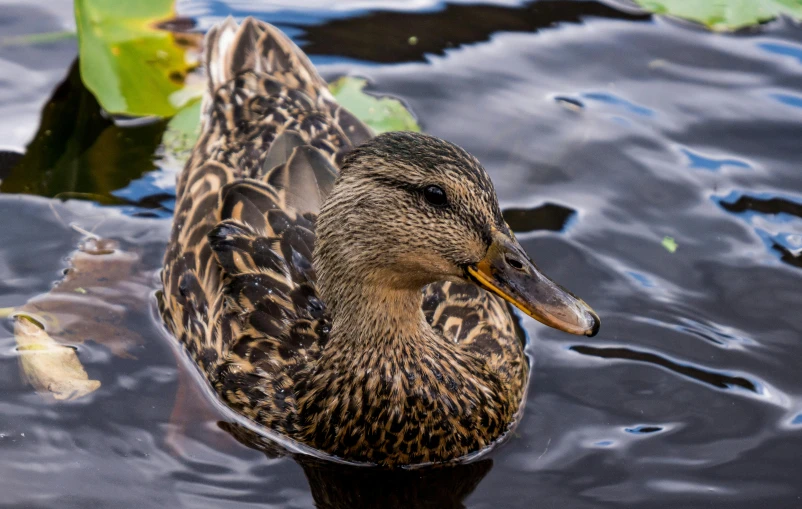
[315,131,599,337]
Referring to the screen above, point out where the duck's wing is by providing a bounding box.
[205,177,329,430]
[160,18,370,431]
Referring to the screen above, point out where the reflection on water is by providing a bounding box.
[299,458,491,509]
[0,61,170,213]
[292,0,650,63]
[716,191,802,268]
[570,345,759,392]
[219,421,493,509]
[503,203,576,233]
[2,0,802,507]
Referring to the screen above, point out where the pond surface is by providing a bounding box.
[2,0,802,507]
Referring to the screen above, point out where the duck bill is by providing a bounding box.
[466,233,600,337]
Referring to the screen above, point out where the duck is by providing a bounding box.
[160,17,599,467]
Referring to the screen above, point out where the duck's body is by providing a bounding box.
[161,18,597,466]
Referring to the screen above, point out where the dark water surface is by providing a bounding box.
[2,1,802,507]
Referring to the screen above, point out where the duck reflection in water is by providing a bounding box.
[219,421,494,509]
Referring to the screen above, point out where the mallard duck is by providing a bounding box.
[160,17,599,466]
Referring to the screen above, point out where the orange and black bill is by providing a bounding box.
[466,230,600,337]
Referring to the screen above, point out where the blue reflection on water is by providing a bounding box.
[771,93,802,109]
[624,425,663,435]
[582,92,654,117]
[714,190,802,262]
[627,271,655,289]
[759,41,802,64]
[681,148,751,172]
[714,191,802,222]
[111,171,176,217]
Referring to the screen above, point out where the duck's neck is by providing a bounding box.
[317,266,437,351]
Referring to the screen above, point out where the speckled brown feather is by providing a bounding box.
[160,17,528,466]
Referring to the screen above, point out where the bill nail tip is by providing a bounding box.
[587,313,601,337]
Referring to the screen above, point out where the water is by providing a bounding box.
[2,0,802,507]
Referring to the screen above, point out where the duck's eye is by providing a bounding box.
[423,185,448,207]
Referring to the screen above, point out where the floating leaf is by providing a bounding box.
[632,0,802,31]
[662,236,678,253]
[74,0,200,117]
[15,314,101,401]
[329,77,420,134]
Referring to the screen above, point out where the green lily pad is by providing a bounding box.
[329,77,420,134]
[633,0,802,31]
[162,99,202,158]
[74,0,200,117]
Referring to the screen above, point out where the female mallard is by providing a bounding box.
[161,17,599,466]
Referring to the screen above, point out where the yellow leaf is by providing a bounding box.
[14,315,101,401]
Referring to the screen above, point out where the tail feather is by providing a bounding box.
[203,16,328,98]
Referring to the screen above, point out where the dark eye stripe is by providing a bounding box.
[372,176,418,192]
